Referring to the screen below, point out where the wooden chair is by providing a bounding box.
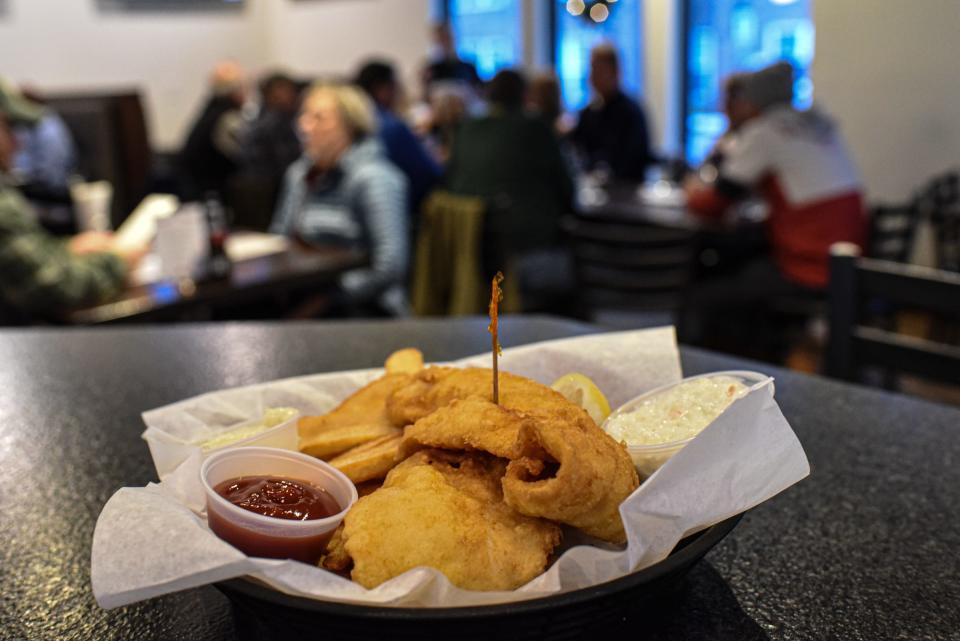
[561,213,696,327]
[825,242,960,385]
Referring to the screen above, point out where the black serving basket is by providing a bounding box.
[216,513,742,641]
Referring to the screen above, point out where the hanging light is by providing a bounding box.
[589,2,610,22]
[567,0,586,16]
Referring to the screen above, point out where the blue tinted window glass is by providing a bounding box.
[448,0,523,81]
[554,0,643,113]
[685,0,814,164]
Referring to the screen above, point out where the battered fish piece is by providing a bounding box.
[397,382,639,543]
[400,397,544,461]
[298,373,410,458]
[387,367,570,426]
[332,450,561,591]
[502,412,639,544]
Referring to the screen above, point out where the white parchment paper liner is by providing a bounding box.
[92,327,810,609]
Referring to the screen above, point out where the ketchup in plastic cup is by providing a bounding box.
[201,447,357,563]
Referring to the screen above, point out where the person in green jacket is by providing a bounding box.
[444,69,575,297]
[0,80,142,322]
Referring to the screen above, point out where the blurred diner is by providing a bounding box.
[569,43,652,182]
[1,0,958,404]
[681,62,867,352]
[0,81,143,323]
[271,82,408,317]
[443,68,574,306]
[178,60,248,202]
[354,59,441,220]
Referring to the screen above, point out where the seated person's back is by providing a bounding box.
[445,70,573,255]
[687,62,865,289]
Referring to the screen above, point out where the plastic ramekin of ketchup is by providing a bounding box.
[200,447,358,563]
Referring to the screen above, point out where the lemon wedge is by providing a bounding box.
[550,373,611,425]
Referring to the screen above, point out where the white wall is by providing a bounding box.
[262,0,431,94]
[0,0,431,150]
[0,0,270,149]
[812,1,960,202]
[643,0,681,157]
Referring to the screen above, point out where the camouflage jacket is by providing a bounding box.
[0,179,125,318]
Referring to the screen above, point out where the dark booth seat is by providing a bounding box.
[45,90,152,228]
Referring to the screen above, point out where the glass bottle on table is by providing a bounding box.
[204,191,233,281]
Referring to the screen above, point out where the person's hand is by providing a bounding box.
[110,243,149,271]
[68,231,115,256]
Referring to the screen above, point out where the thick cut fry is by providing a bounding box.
[329,433,403,483]
[335,450,561,590]
[300,423,400,459]
[298,373,411,456]
[385,348,424,374]
[298,348,424,458]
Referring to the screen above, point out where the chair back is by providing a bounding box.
[561,213,696,316]
[868,203,919,263]
[826,243,960,384]
[411,191,520,316]
[916,170,960,272]
[44,91,152,228]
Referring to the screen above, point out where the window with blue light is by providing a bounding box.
[685,0,814,164]
[554,0,643,113]
[447,0,523,81]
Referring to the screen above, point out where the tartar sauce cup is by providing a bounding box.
[602,371,772,478]
[200,447,358,563]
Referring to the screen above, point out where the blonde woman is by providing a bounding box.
[272,82,409,316]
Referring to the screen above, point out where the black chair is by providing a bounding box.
[825,242,960,385]
[868,203,920,263]
[914,170,960,272]
[561,214,696,328]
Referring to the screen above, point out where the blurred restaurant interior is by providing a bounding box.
[2,0,958,402]
[3,2,960,641]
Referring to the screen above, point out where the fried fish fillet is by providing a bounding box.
[395,373,639,544]
[387,367,570,426]
[330,449,562,591]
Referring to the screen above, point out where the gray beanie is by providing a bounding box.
[741,61,795,112]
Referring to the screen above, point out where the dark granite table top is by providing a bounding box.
[0,317,957,640]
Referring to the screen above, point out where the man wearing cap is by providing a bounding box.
[0,81,141,322]
[681,62,867,351]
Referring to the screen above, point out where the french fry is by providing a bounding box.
[329,433,403,484]
[300,423,401,459]
[385,348,424,374]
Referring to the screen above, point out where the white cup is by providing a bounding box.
[200,447,357,563]
[70,180,113,232]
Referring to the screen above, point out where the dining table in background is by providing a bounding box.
[0,317,957,640]
[62,243,365,324]
[575,180,770,277]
